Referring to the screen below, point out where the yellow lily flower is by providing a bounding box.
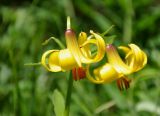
[86,44,147,89]
[107,44,147,74]
[41,17,105,72]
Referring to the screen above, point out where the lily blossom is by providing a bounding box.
[39,16,147,88]
[86,44,147,89]
[41,17,105,73]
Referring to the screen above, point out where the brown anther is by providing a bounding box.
[72,67,86,81]
[116,77,131,91]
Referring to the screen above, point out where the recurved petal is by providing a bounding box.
[128,44,147,71]
[41,50,62,72]
[78,31,106,64]
[86,65,104,84]
[118,46,130,54]
[41,49,79,72]
[80,39,98,62]
[78,32,91,58]
[106,44,132,74]
[65,29,82,67]
[94,63,120,83]
[78,32,88,45]
[142,51,147,66]
[90,30,105,61]
[86,63,120,84]
[129,44,142,70]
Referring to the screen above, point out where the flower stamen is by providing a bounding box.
[116,77,131,91]
[72,67,86,81]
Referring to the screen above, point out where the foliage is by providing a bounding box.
[0,0,160,115]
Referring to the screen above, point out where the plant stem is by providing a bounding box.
[123,0,133,43]
[64,71,73,116]
[9,50,21,116]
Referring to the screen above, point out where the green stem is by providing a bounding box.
[64,71,73,116]
[24,62,41,66]
[123,0,133,43]
[9,50,21,116]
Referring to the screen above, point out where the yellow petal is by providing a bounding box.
[86,65,104,84]
[142,51,147,66]
[78,31,106,63]
[78,32,88,45]
[94,63,120,83]
[41,50,62,72]
[41,49,78,72]
[118,44,147,72]
[59,49,78,70]
[90,30,105,62]
[118,46,130,54]
[65,17,82,67]
[127,44,147,71]
[80,39,98,62]
[78,32,91,58]
[106,44,132,74]
[65,29,82,67]
[86,63,120,84]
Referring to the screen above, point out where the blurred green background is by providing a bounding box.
[0,0,160,116]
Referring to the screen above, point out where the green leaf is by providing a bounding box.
[103,35,116,44]
[50,89,65,116]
